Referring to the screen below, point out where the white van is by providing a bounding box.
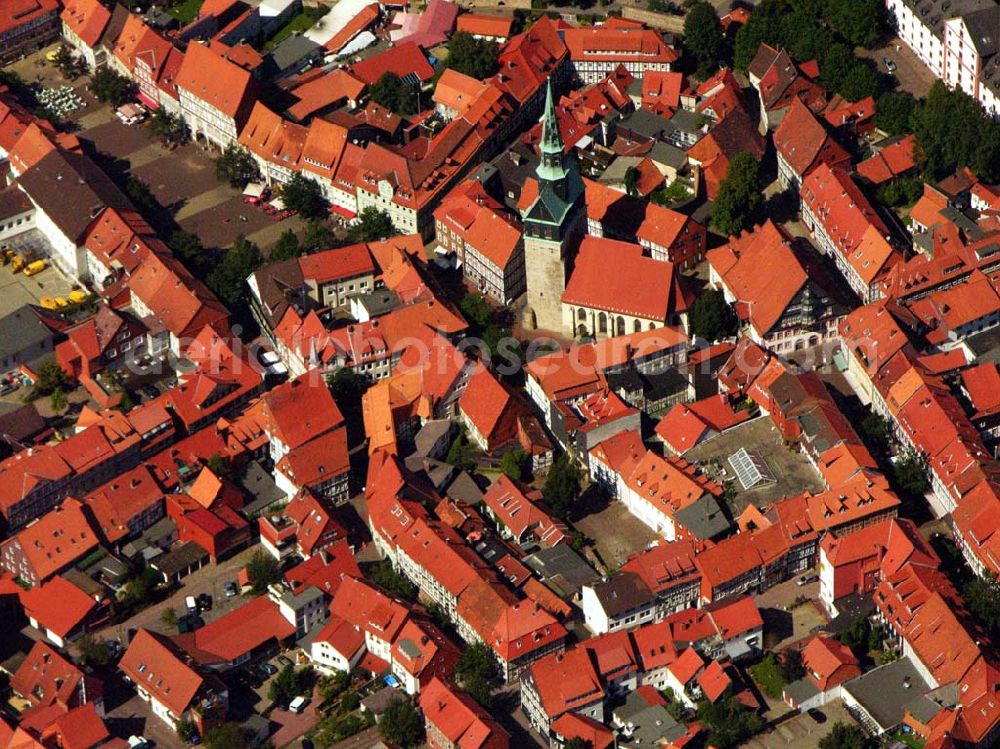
[288,696,308,714]
[185,595,197,613]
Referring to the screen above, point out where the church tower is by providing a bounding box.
[522,80,585,332]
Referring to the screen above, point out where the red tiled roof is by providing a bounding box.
[60,0,110,47]
[10,641,96,711]
[175,41,254,119]
[456,13,512,38]
[21,575,96,639]
[562,25,677,65]
[186,595,295,663]
[349,42,434,85]
[2,498,99,582]
[857,134,917,185]
[773,97,850,179]
[562,236,692,320]
[419,677,510,749]
[528,647,603,721]
[119,629,204,718]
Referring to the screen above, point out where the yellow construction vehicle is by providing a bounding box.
[23,260,46,276]
[11,255,25,273]
[68,289,88,304]
[39,297,58,310]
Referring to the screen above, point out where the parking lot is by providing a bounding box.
[573,495,659,570]
[5,47,313,255]
[857,36,937,99]
[754,576,830,651]
[0,243,78,318]
[744,699,858,749]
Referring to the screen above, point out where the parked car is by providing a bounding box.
[276,655,294,669]
[884,57,897,72]
[288,696,308,714]
[127,736,148,749]
[185,595,198,613]
[224,581,238,598]
[797,573,819,586]
[197,593,213,611]
[260,663,278,676]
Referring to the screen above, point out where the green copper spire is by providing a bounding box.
[536,79,568,184]
[540,79,563,156]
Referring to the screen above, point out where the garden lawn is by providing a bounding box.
[266,6,329,49]
[748,656,786,699]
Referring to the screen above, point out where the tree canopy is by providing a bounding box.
[818,722,876,749]
[281,173,328,221]
[733,0,885,102]
[455,642,500,707]
[710,151,762,236]
[203,724,247,749]
[964,574,1000,634]
[696,696,764,748]
[246,549,281,594]
[500,449,531,482]
[543,453,582,519]
[368,72,417,115]
[207,235,264,309]
[683,1,725,76]
[690,288,738,342]
[379,697,424,748]
[874,91,917,137]
[349,207,395,242]
[912,80,1000,182]
[370,559,417,601]
[91,67,137,107]
[214,143,260,188]
[444,31,500,79]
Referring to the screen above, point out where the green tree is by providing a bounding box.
[779,648,805,682]
[696,696,764,748]
[281,173,328,221]
[824,0,882,48]
[246,549,281,594]
[327,368,369,420]
[684,1,725,76]
[207,235,264,309]
[379,697,424,748]
[122,566,161,608]
[500,449,530,482]
[818,722,876,749]
[302,221,338,252]
[32,360,71,398]
[161,607,179,629]
[912,79,1000,182]
[149,107,189,146]
[269,665,312,704]
[53,45,79,79]
[456,642,499,707]
[203,723,247,749]
[91,67,137,107]
[170,231,208,273]
[76,634,111,667]
[892,447,930,500]
[50,389,67,413]
[459,293,493,328]
[368,72,417,115]
[125,176,158,215]
[690,288,738,342]
[214,143,260,188]
[370,559,417,600]
[176,719,199,743]
[876,177,923,208]
[875,91,918,137]
[542,453,582,519]
[270,229,302,261]
[446,431,477,472]
[348,207,395,242]
[839,615,871,656]
[711,151,762,236]
[964,574,1000,633]
[445,31,500,79]
[206,453,232,479]
[563,739,594,749]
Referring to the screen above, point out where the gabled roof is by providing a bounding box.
[773,97,849,179]
[119,629,205,717]
[175,41,254,119]
[3,498,99,581]
[21,575,97,639]
[562,236,692,320]
[60,0,111,47]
